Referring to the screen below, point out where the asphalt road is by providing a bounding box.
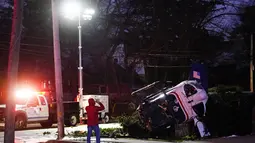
[0,123,59,131]
[49,135,255,143]
[188,135,255,143]
[0,123,121,143]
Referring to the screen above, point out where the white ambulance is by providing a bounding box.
[0,88,80,129]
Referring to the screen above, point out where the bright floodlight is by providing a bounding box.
[82,8,95,20]
[62,1,81,20]
[84,8,95,15]
[83,14,92,20]
[15,88,35,98]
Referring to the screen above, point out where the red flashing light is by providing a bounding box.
[15,88,35,98]
[37,92,45,95]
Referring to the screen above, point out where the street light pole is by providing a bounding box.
[77,12,84,124]
[78,13,83,98]
[61,1,95,123]
[77,8,95,98]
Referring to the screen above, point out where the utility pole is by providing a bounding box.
[4,0,24,142]
[51,0,65,139]
[250,33,254,92]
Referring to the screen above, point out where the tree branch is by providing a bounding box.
[202,13,240,27]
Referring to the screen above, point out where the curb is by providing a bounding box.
[45,141,80,143]
[45,138,172,143]
[45,140,123,143]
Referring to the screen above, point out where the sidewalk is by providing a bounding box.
[45,135,255,143]
[63,136,172,143]
[47,138,171,143]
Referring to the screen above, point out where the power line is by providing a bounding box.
[0,32,78,44]
[0,41,53,48]
[0,43,53,56]
[0,32,81,44]
[0,47,52,57]
[0,32,52,41]
[0,42,113,58]
[0,43,52,54]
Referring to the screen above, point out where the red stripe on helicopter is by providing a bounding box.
[170,92,189,120]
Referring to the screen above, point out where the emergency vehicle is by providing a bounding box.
[0,88,80,129]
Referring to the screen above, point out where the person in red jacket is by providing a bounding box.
[85,98,105,143]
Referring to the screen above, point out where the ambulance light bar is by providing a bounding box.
[15,88,35,98]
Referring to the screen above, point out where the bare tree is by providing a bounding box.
[90,0,244,82]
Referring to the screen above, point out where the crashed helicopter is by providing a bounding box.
[132,63,211,138]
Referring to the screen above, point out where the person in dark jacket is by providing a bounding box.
[85,98,105,143]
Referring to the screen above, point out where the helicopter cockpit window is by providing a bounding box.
[184,84,197,97]
[192,82,203,89]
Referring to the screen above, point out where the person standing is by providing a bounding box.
[85,98,105,143]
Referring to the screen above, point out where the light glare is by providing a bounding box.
[84,8,95,15]
[15,88,35,98]
[83,14,92,20]
[62,1,81,20]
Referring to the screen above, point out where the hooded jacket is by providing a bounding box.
[85,98,105,126]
